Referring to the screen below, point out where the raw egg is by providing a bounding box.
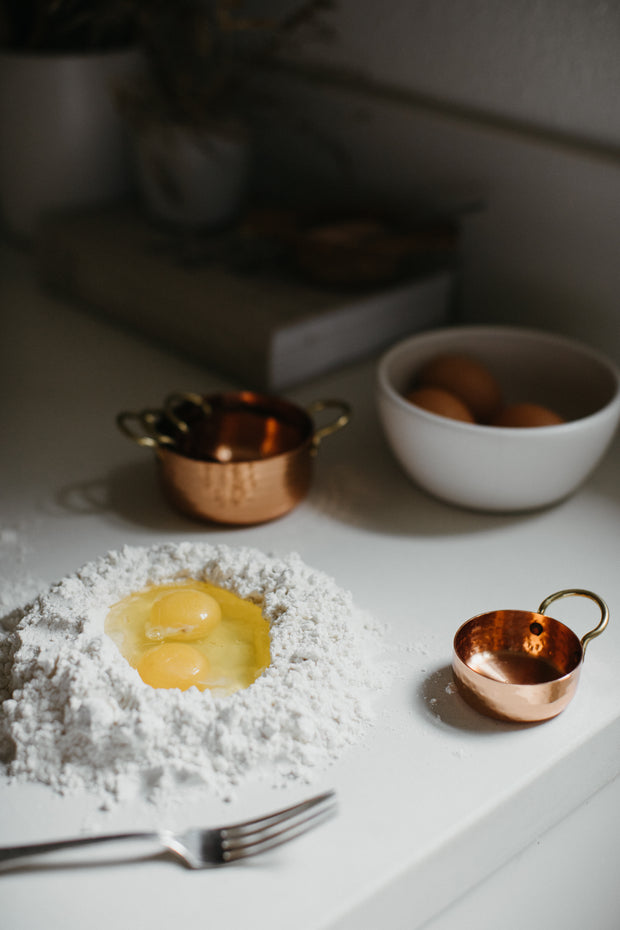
[137,642,210,690]
[405,386,475,423]
[145,588,221,642]
[417,353,503,423]
[492,403,565,428]
[105,580,271,694]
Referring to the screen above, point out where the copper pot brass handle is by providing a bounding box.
[538,588,609,655]
[118,396,350,453]
[164,392,213,434]
[116,409,176,448]
[307,400,352,452]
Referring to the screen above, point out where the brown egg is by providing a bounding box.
[492,403,565,428]
[405,386,476,423]
[417,353,503,423]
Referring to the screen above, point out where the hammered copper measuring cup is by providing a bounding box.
[452,588,609,723]
[117,390,351,525]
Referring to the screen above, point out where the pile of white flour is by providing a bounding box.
[0,542,385,806]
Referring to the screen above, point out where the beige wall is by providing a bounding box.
[255,0,620,360]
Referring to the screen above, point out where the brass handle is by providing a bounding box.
[116,409,176,449]
[307,399,352,452]
[538,588,609,656]
[164,392,212,434]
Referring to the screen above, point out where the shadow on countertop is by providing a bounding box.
[309,452,544,539]
[417,664,539,733]
[54,461,235,534]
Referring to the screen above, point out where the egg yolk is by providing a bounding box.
[137,642,209,690]
[145,589,221,642]
[104,580,271,695]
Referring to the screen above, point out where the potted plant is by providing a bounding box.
[118,0,334,230]
[0,1,140,240]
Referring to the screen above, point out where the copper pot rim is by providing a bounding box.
[453,588,609,689]
[453,610,583,684]
[155,430,314,467]
[159,390,315,465]
[117,391,351,465]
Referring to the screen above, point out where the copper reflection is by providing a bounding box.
[452,590,608,723]
[135,392,351,525]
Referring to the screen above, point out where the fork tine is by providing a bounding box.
[222,805,336,862]
[224,790,335,835]
[220,791,337,862]
[221,803,336,862]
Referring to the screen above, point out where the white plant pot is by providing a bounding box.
[0,47,141,241]
[131,121,250,230]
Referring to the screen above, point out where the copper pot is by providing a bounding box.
[117,391,351,525]
[452,589,609,723]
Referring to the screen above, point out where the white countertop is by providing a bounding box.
[2,243,620,929]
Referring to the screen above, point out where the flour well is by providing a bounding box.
[0,543,385,806]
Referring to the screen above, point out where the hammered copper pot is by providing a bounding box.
[117,391,351,525]
[452,589,609,723]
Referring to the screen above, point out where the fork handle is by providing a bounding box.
[0,831,160,863]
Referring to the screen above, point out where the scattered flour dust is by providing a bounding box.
[0,542,386,807]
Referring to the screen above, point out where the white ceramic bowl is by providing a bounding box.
[376,325,620,512]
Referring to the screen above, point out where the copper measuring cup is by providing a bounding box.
[452,589,609,723]
[117,390,351,525]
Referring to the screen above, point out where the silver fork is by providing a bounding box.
[0,790,336,869]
